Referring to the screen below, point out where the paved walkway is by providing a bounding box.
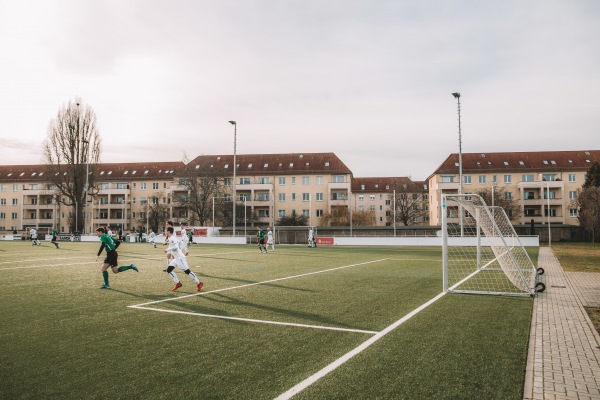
[524,247,600,400]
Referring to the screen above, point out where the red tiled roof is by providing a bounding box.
[351,177,427,192]
[429,150,600,178]
[0,162,186,182]
[188,153,352,175]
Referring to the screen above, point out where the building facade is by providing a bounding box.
[428,150,599,226]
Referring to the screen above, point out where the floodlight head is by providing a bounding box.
[452,92,460,99]
[228,120,236,125]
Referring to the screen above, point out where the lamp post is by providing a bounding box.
[228,120,237,237]
[82,138,90,234]
[452,92,463,236]
[393,189,396,237]
[547,181,552,247]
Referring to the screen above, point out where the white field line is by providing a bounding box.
[128,305,379,335]
[0,249,262,271]
[128,259,389,308]
[274,291,447,400]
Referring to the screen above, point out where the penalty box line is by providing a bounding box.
[127,258,389,334]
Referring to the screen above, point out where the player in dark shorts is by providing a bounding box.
[95,227,138,289]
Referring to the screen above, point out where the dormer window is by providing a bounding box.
[224,164,229,168]
[543,160,548,165]
[289,163,294,167]
[124,171,129,175]
[248,163,252,168]
[325,162,330,166]
[504,161,509,166]
[519,161,525,166]
[264,163,268,167]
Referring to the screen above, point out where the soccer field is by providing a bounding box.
[0,241,536,399]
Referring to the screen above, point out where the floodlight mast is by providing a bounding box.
[228,121,237,237]
[452,92,463,236]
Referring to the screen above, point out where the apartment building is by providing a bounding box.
[427,150,600,226]
[0,162,184,234]
[351,177,429,226]
[186,153,353,227]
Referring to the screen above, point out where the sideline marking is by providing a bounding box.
[274,291,447,400]
[129,305,379,335]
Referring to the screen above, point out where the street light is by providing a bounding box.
[228,120,237,237]
[83,138,90,234]
[452,92,463,235]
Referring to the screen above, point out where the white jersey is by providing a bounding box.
[267,230,273,244]
[148,232,156,243]
[166,235,185,259]
[308,229,314,240]
[30,229,37,239]
[180,230,189,247]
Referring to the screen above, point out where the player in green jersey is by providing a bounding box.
[95,227,138,289]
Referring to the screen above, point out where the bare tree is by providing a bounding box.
[146,197,171,234]
[386,179,428,226]
[42,98,101,233]
[576,187,600,243]
[475,186,522,222]
[319,208,349,226]
[352,210,374,226]
[176,158,229,226]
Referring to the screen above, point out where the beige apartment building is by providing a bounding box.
[351,177,429,226]
[2,150,596,235]
[427,150,600,226]
[0,153,362,234]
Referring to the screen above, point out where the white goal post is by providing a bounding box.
[442,194,543,297]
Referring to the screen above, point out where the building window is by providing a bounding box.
[479,175,486,184]
[316,193,323,201]
[524,191,535,200]
[11,212,18,220]
[358,205,364,211]
[359,195,364,201]
[370,205,375,211]
[316,209,323,217]
[316,176,324,185]
[302,209,309,217]
[291,193,296,201]
[442,176,454,183]
[291,177,296,185]
[12,199,17,205]
[505,192,512,200]
[369,195,375,201]
[504,175,512,183]
[332,176,345,183]
[570,208,578,217]
[542,174,556,181]
[522,174,534,182]
[152,183,159,189]
[140,183,147,190]
[464,176,472,184]
[302,176,309,185]
[568,174,576,182]
[278,210,286,218]
[258,210,269,217]
[569,191,577,200]
[278,177,285,185]
[258,177,270,184]
[493,175,498,183]
[302,193,310,201]
[240,178,251,184]
[278,193,286,201]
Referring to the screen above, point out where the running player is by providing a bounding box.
[95,227,138,289]
[164,226,203,291]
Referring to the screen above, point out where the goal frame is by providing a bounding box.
[442,194,538,297]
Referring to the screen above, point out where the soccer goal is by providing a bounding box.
[442,194,544,297]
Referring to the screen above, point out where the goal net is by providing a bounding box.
[442,194,537,297]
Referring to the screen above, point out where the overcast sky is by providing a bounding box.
[1,0,599,180]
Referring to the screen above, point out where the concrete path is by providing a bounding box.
[524,247,600,400]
